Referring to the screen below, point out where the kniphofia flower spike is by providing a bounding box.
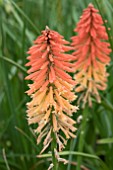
[25,26,78,153]
[71,4,111,107]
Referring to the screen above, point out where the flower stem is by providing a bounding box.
[51,113,58,170]
[51,131,58,170]
[76,106,89,170]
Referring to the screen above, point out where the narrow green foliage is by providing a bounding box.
[0,0,113,170]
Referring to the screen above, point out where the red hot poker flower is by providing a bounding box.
[71,4,111,107]
[25,26,78,153]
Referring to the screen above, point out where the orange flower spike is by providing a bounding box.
[71,3,111,107]
[25,26,78,153]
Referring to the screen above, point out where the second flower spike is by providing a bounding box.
[71,3,111,107]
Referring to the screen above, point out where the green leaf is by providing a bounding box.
[0,56,26,73]
[97,138,113,144]
[37,151,99,160]
[9,0,40,35]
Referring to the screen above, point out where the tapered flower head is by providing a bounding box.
[71,4,111,107]
[25,26,78,153]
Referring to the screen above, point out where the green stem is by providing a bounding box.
[51,131,58,170]
[51,113,58,170]
[76,106,89,170]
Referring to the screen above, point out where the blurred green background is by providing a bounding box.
[0,0,113,170]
